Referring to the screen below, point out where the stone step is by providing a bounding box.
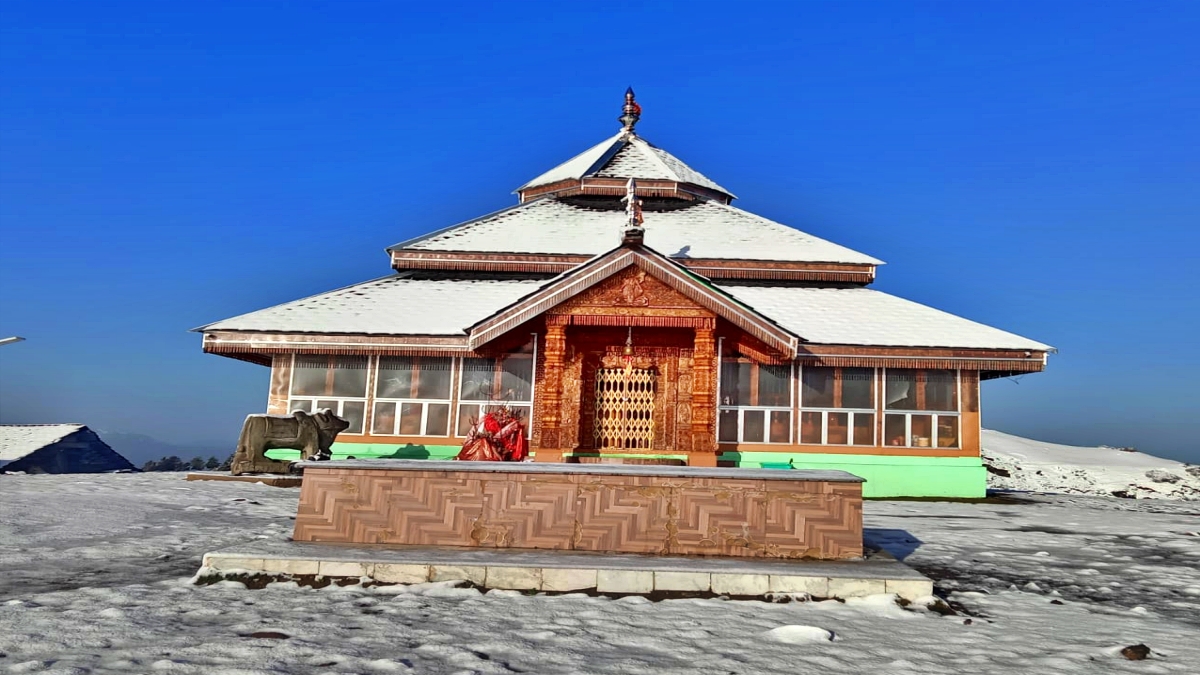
[200,540,932,601]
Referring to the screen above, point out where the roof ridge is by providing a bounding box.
[514,132,625,192]
[630,136,682,182]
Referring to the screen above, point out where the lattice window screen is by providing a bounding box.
[594,368,656,450]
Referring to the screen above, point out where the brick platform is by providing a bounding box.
[292,460,864,560]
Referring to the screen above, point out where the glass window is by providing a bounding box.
[718,409,739,443]
[719,361,752,407]
[758,364,790,407]
[800,411,823,444]
[500,357,534,402]
[802,366,874,409]
[717,356,792,444]
[886,370,957,411]
[853,413,875,446]
[459,358,495,402]
[801,367,835,408]
[743,410,765,443]
[924,371,958,412]
[456,351,534,438]
[290,355,368,398]
[769,411,791,444]
[372,402,396,435]
[881,370,960,448]
[371,356,453,437]
[937,416,959,448]
[286,356,369,434]
[827,412,849,445]
[885,370,919,410]
[885,414,907,447]
[460,355,534,403]
[799,367,876,446]
[842,368,874,409]
[376,356,452,400]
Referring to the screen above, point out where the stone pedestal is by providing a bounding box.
[292,460,864,560]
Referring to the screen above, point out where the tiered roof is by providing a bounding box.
[201,270,1049,352]
[198,90,1052,369]
[391,197,881,265]
[516,131,734,199]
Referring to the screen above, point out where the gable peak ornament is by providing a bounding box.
[621,177,645,246]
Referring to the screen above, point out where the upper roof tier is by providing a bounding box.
[390,196,882,265]
[387,90,882,281]
[516,131,735,201]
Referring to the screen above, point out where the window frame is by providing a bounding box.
[454,340,537,439]
[882,368,962,449]
[797,366,879,447]
[369,356,456,438]
[286,354,370,434]
[716,357,794,445]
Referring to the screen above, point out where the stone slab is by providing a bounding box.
[185,472,302,488]
[200,540,931,601]
[654,571,711,592]
[542,568,599,592]
[596,569,654,594]
[711,573,770,596]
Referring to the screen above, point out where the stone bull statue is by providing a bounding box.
[230,409,350,476]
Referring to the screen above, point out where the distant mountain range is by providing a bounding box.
[96,431,233,468]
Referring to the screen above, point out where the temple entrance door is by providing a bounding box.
[593,367,656,450]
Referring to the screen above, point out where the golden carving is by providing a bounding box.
[619,270,650,306]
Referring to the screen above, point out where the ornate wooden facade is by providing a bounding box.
[198,90,1051,494]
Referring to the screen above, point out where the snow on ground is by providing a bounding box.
[982,429,1200,500]
[3,474,1199,674]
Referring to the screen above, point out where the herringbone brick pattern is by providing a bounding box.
[293,467,862,559]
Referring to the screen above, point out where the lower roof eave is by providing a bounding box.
[201,330,474,360]
[793,344,1050,373]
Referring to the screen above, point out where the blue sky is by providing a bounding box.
[1,1,1197,462]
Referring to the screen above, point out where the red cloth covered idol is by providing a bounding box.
[456,406,528,462]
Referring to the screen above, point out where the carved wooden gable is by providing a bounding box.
[550,267,716,325]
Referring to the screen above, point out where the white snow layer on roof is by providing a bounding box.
[0,424,86,461]
[398,197,882,265]
[715,285,1053,351]
[517,133,732,196]
[199,276,543,335]
[200,272,1048,352]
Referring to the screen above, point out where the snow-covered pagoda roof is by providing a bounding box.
[390,197,882,265]
[516,131,734,199]
[1,424,87,462]
[198,271,1050,352]
[198,88,1052,370]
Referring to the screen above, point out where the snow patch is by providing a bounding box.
[982,429,1200,500]
[764,625,835,643]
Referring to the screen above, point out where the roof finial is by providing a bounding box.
[619,87,641,135]
[621,177,644,246]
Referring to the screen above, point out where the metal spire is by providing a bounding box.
[620,177,644,245]
[619,87,641,135]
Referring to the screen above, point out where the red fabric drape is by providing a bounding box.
[456,408,527,462]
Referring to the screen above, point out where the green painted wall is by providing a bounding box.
[266,445,985,498]
[265,442,461,462]
[722,451,987,498]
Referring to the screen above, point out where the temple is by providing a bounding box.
[196,89,1052,498]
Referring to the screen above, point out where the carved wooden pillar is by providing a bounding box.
[689,320,718,466]
[535,317,568,462]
